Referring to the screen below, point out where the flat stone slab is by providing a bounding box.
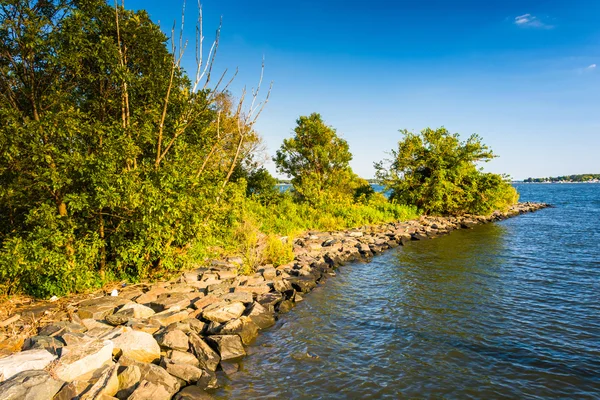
[0,349,57,381]
[77,296,130,319]
[111,329,160,363]
[52,340,114,382]
[0,370,64,400]
[202,301,245,323]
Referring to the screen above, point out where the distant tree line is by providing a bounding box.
[524,174,600,183]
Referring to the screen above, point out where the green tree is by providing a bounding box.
[375,127,518,215]
[0,0,266,296]
[274,113,362,204]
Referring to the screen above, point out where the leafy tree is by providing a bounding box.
[274,113,363,204]
[0,0,266,296]
[375,127,518,215]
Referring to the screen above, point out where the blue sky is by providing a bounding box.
[127,0,600,180]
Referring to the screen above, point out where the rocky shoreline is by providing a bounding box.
[0,202,548,399]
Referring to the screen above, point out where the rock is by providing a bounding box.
[80,363,119,399]
[21,335,65,354]
[127,319,161,335]
[118,303,155,319]
[205,335,246,361]
[81,319,113,331]
[174,386,214,400]
[277,299,294,314]
[167,350,200,368]
[0,370,64,400]
[149,307,190,326]
[214,316,259,345]
[157,329,189,351]
[348,231,363,237]
[221,292,253,304]
[191,295,220,311]
[220,361,239,376]
[288,276,317,293]
[246,301,275,330]
[202,302,245,323]
[115,364,141,399]
[53,340,114,382]
[105,313,130,326]
[188,332,220,371]
[184,318,206,334]
[111,329,160,363]
[216,270,237,280]
[259,267,277,280]
[411,232,428,241]
[149,293,192,313]
[234,285,271,295]
[118,356,180,396]
[77,296,130,320]
[134,288,169,305]
[161,359,203,383]
[38,321,86,336]
[257,292,283,308]
[127,380,172,400]
[59,332,94,346]
[196,369,218,390]
[54,381,92,400]
[0,349,56,381]
[272,278,292,293]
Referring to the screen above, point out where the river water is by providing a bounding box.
[216,184,600,399]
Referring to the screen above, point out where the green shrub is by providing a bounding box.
[262,235,294,267]
[375,127,518,215]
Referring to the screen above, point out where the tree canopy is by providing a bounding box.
[0,0,266,296]
[274,113,367,204]
[375,127,518,215]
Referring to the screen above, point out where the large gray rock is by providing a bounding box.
[196,369,218,391]
[212,316,259,345]
[118,303,155,319]
[0,349,56,381]
[161,359,203,383]
[246,301,275,329]
[118,356,181,396]
[149,293,192,313]
[77,296,130,319]
[53,340,114,382]
[156,329,189,351]
[79,363,119,400]
[21,335,65,354]
[127,380,172,400]
[111,329,160,363]
[115,364,141,399]
[167,350,200,368]
[188,332,220,371]
[205,335,246,361]
[149,307,189,326]
[202,301,245,323]
[174,386,214,400]
[0,370,64,400]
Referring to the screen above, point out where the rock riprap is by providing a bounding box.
[0,202,549,398]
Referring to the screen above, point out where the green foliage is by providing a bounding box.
[246,192,418,237]
[262,235,294,267]
[274,113,363,205]
[0,1,260,296]
[375,127,518,216]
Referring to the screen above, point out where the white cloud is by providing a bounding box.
[514,14,552,29]
[586,64,597,70]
